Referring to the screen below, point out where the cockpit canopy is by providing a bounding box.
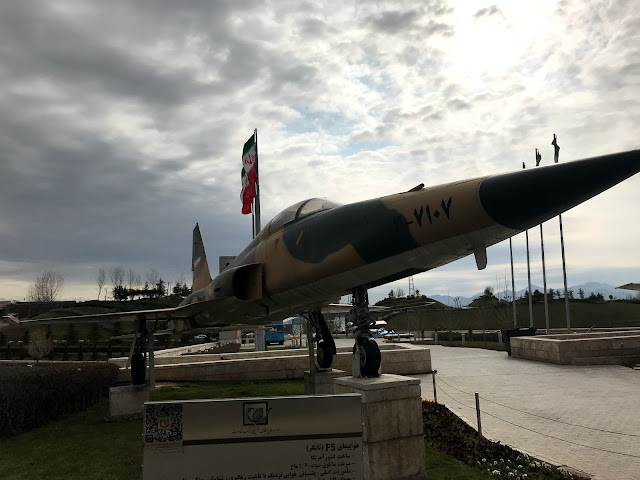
[269,198,341,232]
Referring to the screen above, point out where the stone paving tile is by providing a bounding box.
[413,345,640,480]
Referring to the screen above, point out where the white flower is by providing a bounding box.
[482,458,487,463]
[508,472,515,477]
[492,470,501,475]
[494,460,498,466]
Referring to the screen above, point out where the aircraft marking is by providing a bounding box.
[296,230,304,246]
[413,197,452,227]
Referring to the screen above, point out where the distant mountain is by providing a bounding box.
[430,294,479,307]
[432,282,631,307]
[569,282,632,300]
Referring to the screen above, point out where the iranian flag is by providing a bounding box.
[241,133,257,214]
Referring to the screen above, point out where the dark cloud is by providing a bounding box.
[446,98,471,111]
[473,5,504,20]
[367,10,421,34]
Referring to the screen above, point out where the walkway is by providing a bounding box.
[412,345,640,480]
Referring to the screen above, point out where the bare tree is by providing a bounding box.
[126,267,141,299]
[110,266,125,286]
[28,331,53,363]
[395,288,405,298]
[134,273,142,297]
[146,268,160,287]
[97,267,106,300]
[27,270,64,302]
[126,267,137,292]
[109,266,125,298]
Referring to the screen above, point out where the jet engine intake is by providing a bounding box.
[211,263,263,301]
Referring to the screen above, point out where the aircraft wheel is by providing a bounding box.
[354,336,381,377]
[131,352,146,385]
[316,339,334,369]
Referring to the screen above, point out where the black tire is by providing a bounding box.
[131,352,146,385]
[316,339,334,369]
[354,337,381,377]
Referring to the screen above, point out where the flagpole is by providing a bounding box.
[523,161,533,328]
[535,151,550,334]
[540,223,550,334]
[510,238,516,328]
[559,214,571,332]
[553,133,571,332]
[525,229,533,328]
[253,128,261,235]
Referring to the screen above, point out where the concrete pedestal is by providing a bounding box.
[334,374,426,480]
[303,369,345,394]
[109,384,150,420]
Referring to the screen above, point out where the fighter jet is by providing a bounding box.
[4,150,640,381]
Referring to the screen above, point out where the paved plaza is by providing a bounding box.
[411,344,640,480]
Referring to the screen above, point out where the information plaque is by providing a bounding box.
[143,394,363,480]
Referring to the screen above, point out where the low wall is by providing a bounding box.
[109,344,402,367]
[110,344,431,382]
[511,330,640,365]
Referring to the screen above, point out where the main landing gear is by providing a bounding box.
[308,311,337,369]
[127,314,156,387]
[307,286,381,377]
[350,286,381,377]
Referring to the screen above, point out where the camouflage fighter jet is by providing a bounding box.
[3,150,640,381]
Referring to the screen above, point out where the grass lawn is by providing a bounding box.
[0,400,141,480]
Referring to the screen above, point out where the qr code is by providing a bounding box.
[144,403,183,444]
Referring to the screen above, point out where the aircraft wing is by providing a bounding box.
[0,300,214,328]
[323,303,390,314]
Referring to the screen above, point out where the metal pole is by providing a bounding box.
[525,230,533,327]
[148,333,155,390]
[553,133,571,332]
[475,392,482,437]
[432,371,438,404]
[306,320,316,375]
[253,129,261,235]
[523,162,533,328]
[540,224,550,334]
[510,238,516,328]
[559,214,571,332]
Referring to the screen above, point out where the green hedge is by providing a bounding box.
[0,363,118,439]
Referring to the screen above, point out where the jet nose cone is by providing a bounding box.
[479,150,640,230]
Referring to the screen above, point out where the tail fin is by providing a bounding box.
[192,223,212,291]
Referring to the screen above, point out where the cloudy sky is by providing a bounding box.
[1,0,639,304]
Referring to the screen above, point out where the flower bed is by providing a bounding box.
[422,400,588,479]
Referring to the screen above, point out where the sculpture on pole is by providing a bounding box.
[552,134,560,163]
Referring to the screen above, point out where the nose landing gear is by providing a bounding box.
[350,286,381,377]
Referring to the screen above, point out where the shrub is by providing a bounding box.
[0,363,118,438]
